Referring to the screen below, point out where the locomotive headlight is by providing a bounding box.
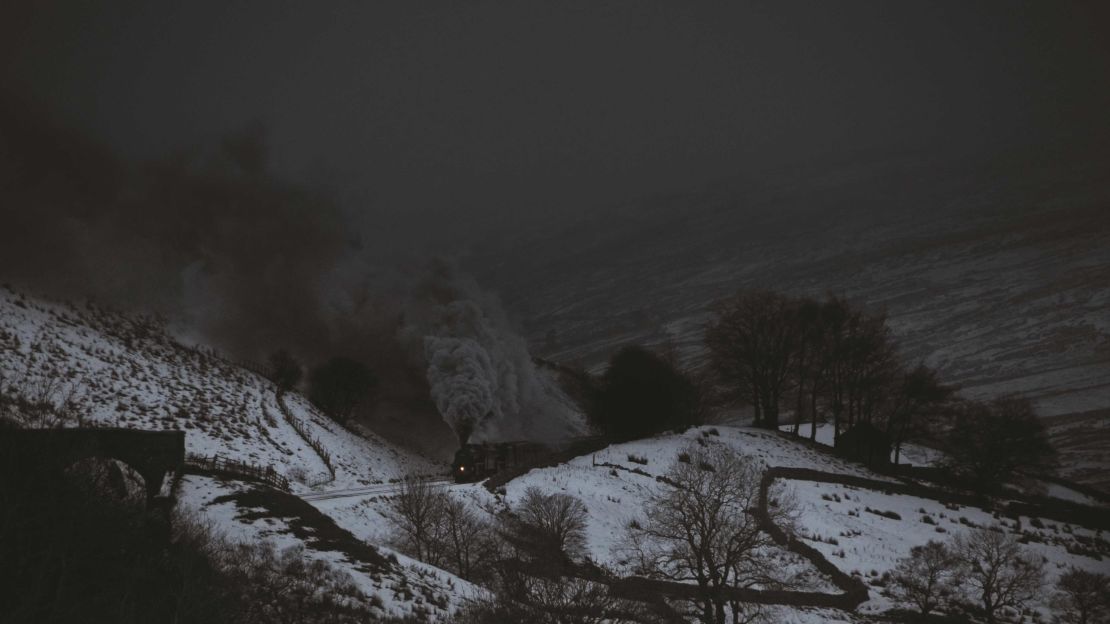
[459,466,465,472]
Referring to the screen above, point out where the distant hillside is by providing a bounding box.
[471,151,1110,489]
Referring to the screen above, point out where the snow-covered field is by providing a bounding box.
[0,286,443,491]
[788,477,1110,618]
[178,475,481,621]
[330,426,891,579]
[290,422,1110,622]
[496,427,893,573]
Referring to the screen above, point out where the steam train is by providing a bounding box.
[451,436,608,483]
[451,441,547,483]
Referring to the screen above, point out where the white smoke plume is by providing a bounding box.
[405,262,586,444]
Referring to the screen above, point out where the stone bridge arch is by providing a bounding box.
[0,428,185,506]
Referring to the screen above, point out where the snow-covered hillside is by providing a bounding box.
[322,423,1109,621]
[319,427,896,587]
[473,159,1110,489]
[497,426,1109,620]
[178,475,481,621]
[498,427,892,570]
[0,285,476,618]
[316,427,889,540]
[0,285,442,491]
[790,478,1108,619]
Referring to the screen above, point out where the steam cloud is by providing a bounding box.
[0,98,585,449]
[410,268,582,444]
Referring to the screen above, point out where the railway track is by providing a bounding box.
[301,478,452,502]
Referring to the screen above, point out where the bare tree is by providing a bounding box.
[388,476,447,566]
[883,364,951,465]
[955,528,1045,623]
[513,575,633,624]
[440,495,501,582]
[788,296,825,437]
[1051,568,1110,624]
[944,396,1056,491]
[505,487,589,562]
[460,573,652,624]
[705,290,798,428]
[388,479,502,582]
[625,445,789,624]
[889,540,964,616]
[821,301,898,443]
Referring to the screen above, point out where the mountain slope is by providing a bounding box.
[471,153,1110,488]
[0,285,442,490]
[0,285,478,619]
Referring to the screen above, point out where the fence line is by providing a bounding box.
[184,452,290,491]
[235,359,275,380]
[275,391,335,484]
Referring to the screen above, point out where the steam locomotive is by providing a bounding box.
[451,436,608,483]
[451,441,547,483]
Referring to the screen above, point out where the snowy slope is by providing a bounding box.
[486,425,1106,620]
[497,427,892,570]
[320,426,892,576]
[0,286,474,619]
[789,478,1109,618]
[178,475,482,622]
[0,285,443,490]
[319,421,1110,621]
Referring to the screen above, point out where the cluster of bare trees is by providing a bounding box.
[387,478,502,583]
[179,532,378,624]
[888,528,1105,623]
[591,345,703,441]
[388,479,659,623]
[623,445,794,624]
[388,477,595,580]
[705,290,1057,489]
[705,292,950,453]
[943,395,1057,492]
[458,574,652,624]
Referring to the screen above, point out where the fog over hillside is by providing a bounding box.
[470,148,1110,486]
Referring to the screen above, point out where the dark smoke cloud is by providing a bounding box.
[1,95,346,355]
[0,98,585,454]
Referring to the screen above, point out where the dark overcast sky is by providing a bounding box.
[4,0,1109,245]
